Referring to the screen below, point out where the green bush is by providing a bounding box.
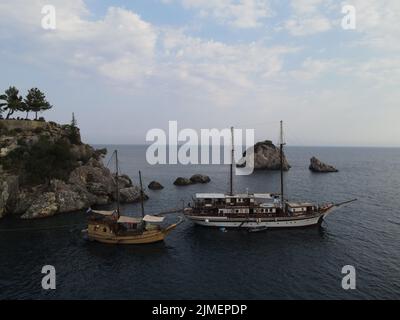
[24,137,76,184]
[1,136,76,185]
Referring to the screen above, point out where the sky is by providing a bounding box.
[0,0,399,146]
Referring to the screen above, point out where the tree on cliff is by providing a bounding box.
[24,88,53,120]
[68,112,81,144]
[0,86,24,119]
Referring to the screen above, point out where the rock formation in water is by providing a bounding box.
[190,174,211,184]
[309,156,338,173]
[173,174,211,186]
[148,181,164,190]
[0,119,147,219]
[237,140,290,171]
[173,177,193,186]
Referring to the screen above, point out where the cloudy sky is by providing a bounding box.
[0,0,399,146]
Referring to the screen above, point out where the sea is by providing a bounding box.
[0,145,399,299]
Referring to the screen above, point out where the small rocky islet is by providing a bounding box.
[237,140,290,171]
[148,181,164,190]
[309,156,338,173]
[173,174,211,186]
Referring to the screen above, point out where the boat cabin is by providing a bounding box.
[286,202,315,215]
[192,193,279,215]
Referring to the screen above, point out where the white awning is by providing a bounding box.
[196,193,226,199]
[195,193,272,199]
[91,210,115,216]
[253,193,273,199]
[118,216,142,224]
[143,215,165,223]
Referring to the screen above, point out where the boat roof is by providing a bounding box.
[91,209,115,216]
[118,216,142,224]
[118,215,164,224]
[287,202,315,208]
[90,209,165,224]
[195,193,272,199]
[143,215,165,223]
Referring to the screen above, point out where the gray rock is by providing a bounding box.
[309,157,338,173]
[117,174,133,189]
[21,192,58,219]
[148,181,164,190]
[190,174,211,184]
[173,177,193,186]
[119,186,149,203]
[237,140,290,171]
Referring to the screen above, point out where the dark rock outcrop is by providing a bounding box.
[190,174,211,184]
[148,181,164,190]
[237,140,290,171]
[309,157,338,173]
[173,177,193,186]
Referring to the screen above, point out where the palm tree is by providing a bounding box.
[0,86,24,119]
[24,88,52,120]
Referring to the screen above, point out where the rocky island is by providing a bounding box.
[237,140,290,171]
[173,174,211,186]
[0,119,146,219]
[309,156,338,173]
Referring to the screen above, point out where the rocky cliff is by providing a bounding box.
[0,120,145,219]
[237,140,290,171]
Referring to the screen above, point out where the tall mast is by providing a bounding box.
[139,171,145,218]
[279,121,285,207]
[230,126,234,196]
[115,150,120,215]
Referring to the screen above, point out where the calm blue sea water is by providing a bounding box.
[0,146,399,299]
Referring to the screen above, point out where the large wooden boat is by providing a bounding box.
[85,151,181,244]
[184,122,356,229]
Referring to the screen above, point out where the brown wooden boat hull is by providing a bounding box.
[87,222,178,245]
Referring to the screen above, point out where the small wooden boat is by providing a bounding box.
[86,210,181,244]
[85,151,181,245]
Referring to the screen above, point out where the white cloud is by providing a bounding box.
[285,15,331,36]
[167,0,272,28]
[345,0,400,51]
[284,0,333,36]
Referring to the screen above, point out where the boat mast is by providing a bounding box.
[139,171,145,218]
[279,121,285,207]
[115,150,120,215]
[230,126,234,196]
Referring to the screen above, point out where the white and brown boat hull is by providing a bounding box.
[185,209,334,229]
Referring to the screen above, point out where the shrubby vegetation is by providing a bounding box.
[0,136,76,185]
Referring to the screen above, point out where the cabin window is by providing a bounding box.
[235,209,239,213]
